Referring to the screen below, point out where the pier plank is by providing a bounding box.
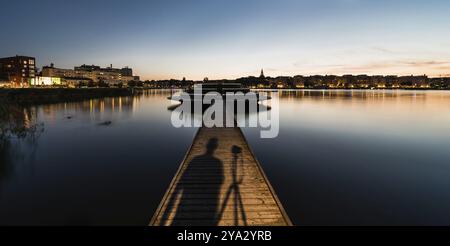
[150,127,292,226]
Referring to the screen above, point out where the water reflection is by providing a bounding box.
[243,89,450,226]
[271,89,439,102]
[0,90,197,225]
[0,104,42,196]
[39,96,135,120]
[1,89,450,225]
[0,141,12,183]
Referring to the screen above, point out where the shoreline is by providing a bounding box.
[1,87,449,105]
[0,88,134,105]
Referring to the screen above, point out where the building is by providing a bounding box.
[75,64,136,86]
[41,63,136,86]
[0,79,9,87]
[260,69,265,79]
[75,64,133,77]
[30,76,62,86]
[398,75,429,88]
[41,63,78,78]
[0,55,36,87]
[62,77,94,88]
[355,75,371,88]
[385,75,399,88]
[292,75,305,88]
[430,77,450,89]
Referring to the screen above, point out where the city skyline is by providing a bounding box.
[1,0,450,80]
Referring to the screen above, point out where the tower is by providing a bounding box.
[260,69,265,79]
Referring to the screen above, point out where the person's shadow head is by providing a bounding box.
[205,137,219,155]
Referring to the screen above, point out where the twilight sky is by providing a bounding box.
[1,0,450,80]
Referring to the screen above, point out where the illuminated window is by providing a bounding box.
[24,61,27,64]
[29,60,34,65]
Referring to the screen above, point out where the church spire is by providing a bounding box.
[260,69,265,79]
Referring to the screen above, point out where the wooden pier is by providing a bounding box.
[150,127,292,226]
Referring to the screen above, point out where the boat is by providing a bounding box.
[167,82,271,113]
[168,82,269,101]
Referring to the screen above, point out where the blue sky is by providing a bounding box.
[1,0,450,79]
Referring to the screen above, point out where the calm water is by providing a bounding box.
[1,89,450,225]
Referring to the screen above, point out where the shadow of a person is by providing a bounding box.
[159,137,224,226]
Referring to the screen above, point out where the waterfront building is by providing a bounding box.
[385,75,399,88]
[42,63,136,86]
[62,77,94,88]
[430,77,450,89]
[292,75,305,88]
[0,79,9,87]
[41,63,79,78]
[355,75,371,88]
[0,55,36,87]
[398,75,429,88]
[30,76,62,86]
[323,75,338,88]
[370,76,386,88]
[272,76,291,88]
